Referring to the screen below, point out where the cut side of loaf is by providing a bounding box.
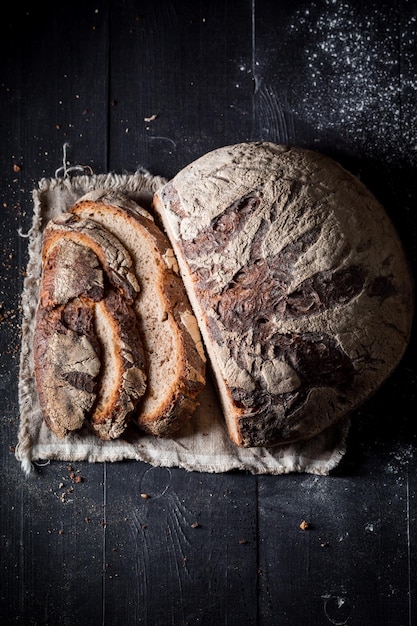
[34,213,147,440]
[153,141,414,448]
[71,191,206,437]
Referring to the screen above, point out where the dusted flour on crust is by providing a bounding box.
[154,142,414,448]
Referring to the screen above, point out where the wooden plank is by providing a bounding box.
[0,462,107,626]
[105,3,259,625]
[0,3,110,625]
[258,459,416,626]
[108,0,256,178]
[103,463,258,625]
[253,1,417,624]
[0,2,110,178]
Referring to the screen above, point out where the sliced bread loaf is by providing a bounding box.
[71,191,206,437]
[153,142,414,447]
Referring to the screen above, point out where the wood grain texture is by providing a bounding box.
[0,0,416,625]
[103,464,258,625]
[254,2,416,624]
[258,463,417,625]
[0,2,110,624]
[108,0,255,177]
[8,462,106,626]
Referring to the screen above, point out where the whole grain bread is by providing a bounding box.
[71,191,206,437]
[153,142,414,447]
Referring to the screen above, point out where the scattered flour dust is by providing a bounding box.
[286,0,417,162]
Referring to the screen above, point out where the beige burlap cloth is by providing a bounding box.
[16,170,350,475]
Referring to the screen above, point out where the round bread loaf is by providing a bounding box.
[154,142,414,447]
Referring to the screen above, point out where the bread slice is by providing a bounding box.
[41,212,139,302]
[34,215,147,440]
[153,142,414,447]
[34,297,101,438]
[91,290,147,440]
[71,191,206,437]
[39,237,104,308]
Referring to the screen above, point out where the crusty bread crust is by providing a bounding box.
[154,142,414,447]
[71,193,206,437]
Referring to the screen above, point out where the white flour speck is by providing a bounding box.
[284,0,417,163]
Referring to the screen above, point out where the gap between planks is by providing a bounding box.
[102,461,108,626]
[406,468,412,626]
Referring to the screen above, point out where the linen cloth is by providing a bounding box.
[16,171,350,475]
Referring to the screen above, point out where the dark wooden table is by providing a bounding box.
[1,2,416,624]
